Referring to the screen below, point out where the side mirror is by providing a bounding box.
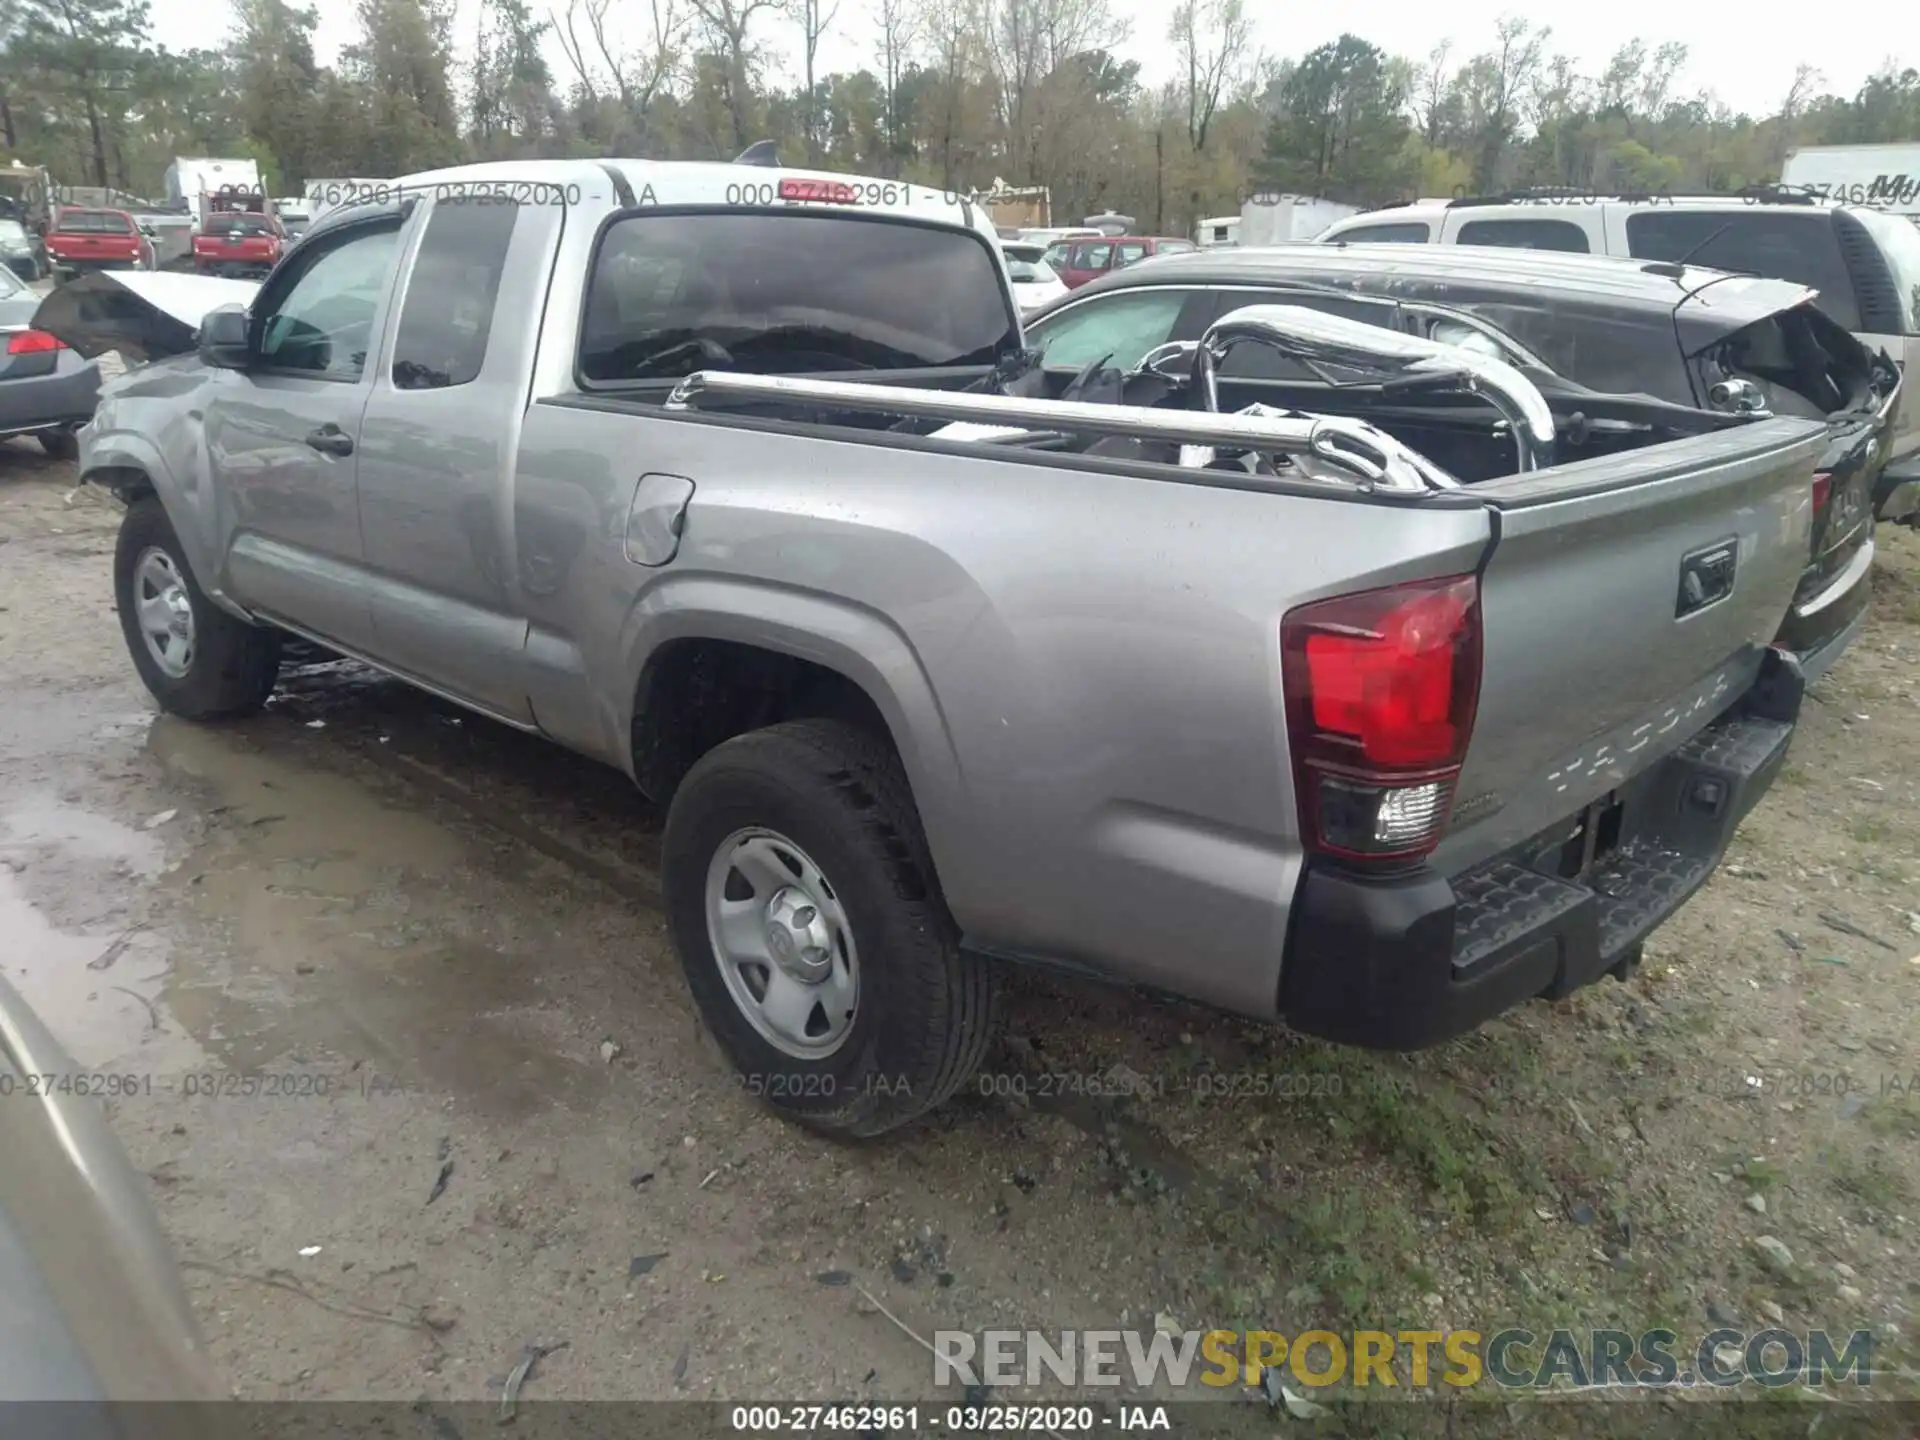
[197,305,251,369]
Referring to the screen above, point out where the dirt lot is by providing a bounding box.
[1,444,1917,1430]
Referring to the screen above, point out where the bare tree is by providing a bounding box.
[1459,16,1546,189]
[687,0,779,150]
[1167,0,1249,153]
[982,0,1124,180]
[1774,61,1822,163]
[871,0,915,167]
[552,0,683,121]
[790,0,841,161]
[1410,39,1453,146]
[915,0,978,187]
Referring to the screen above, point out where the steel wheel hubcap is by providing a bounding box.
[133,547,195,679]
[705,828,859,1060]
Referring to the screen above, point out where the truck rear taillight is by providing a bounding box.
[1281,575,1482,865]
[6,329,64,355]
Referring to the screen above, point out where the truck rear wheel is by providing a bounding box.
[661,719,998,1138]
[114,497,282,719]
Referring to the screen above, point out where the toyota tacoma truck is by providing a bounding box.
[61,159,1828,1137]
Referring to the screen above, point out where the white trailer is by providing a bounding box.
[164,158,265,228]
[1781,144,1920,216]
[1237,193,1361,247]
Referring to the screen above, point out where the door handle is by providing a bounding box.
[305,425,354,457]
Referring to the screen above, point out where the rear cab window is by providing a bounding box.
[578,209,1018,386]
[392,199,521,389]
[1327,222,1432,244]
[1453,217,1591,253]
[56,211,134,234]
[1624,210,1862,330]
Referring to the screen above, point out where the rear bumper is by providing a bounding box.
[50,258,144,275]
[0,358,102,437]
[195,259,274,278]
[1279,655,1801,1051]
[1778,533,1874,683]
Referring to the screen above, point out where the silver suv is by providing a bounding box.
[1317,190,1920,522]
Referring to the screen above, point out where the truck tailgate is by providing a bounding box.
[1441,417,1828,867]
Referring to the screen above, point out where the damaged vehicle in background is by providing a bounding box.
[1019,244,1903,680]
[0,263,100,458]
[54,162,1835,1140]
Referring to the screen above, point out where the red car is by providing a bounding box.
[1045,235,1199,289]
[193,211,285,278]
[45,207,153,282]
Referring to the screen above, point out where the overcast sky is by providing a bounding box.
[152,0,1915,126]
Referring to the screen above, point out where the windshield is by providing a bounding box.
[1007,259,1052,283]
[56,210,133,234]
[1852,207,1920,333]
[580,211,1019,385]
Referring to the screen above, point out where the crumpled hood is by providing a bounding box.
[31,270,259,364]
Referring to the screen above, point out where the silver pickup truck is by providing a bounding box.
[67,160,1828,1137]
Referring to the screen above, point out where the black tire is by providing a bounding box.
[114,496,282,719]
[37,428,76,460]
[662,719,999,1138]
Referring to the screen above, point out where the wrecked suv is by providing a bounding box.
[65,160,1829,1136]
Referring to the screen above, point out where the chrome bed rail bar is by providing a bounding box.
[663,370,1454,492]
[1186,304,1558,474]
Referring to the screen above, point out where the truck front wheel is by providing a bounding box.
[662,719,998,1138]
[114,497,282,719]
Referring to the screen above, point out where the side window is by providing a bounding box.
[391,200,520,390]
[1455,218,1590,254]
[1213,295,1402,380]
[1624,211,1862,330]
[1328,223,1431,244]
[1114,242,1149,268]
[1042,242,1070,270]
[256,220,403,379]
[1073,241,1114,270]
[1027,289,1192,371]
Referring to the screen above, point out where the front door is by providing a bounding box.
[206,206,412,653]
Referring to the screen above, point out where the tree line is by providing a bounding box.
[2,0,1916,233]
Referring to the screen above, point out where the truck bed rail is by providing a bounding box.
[663,370,1451,492]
